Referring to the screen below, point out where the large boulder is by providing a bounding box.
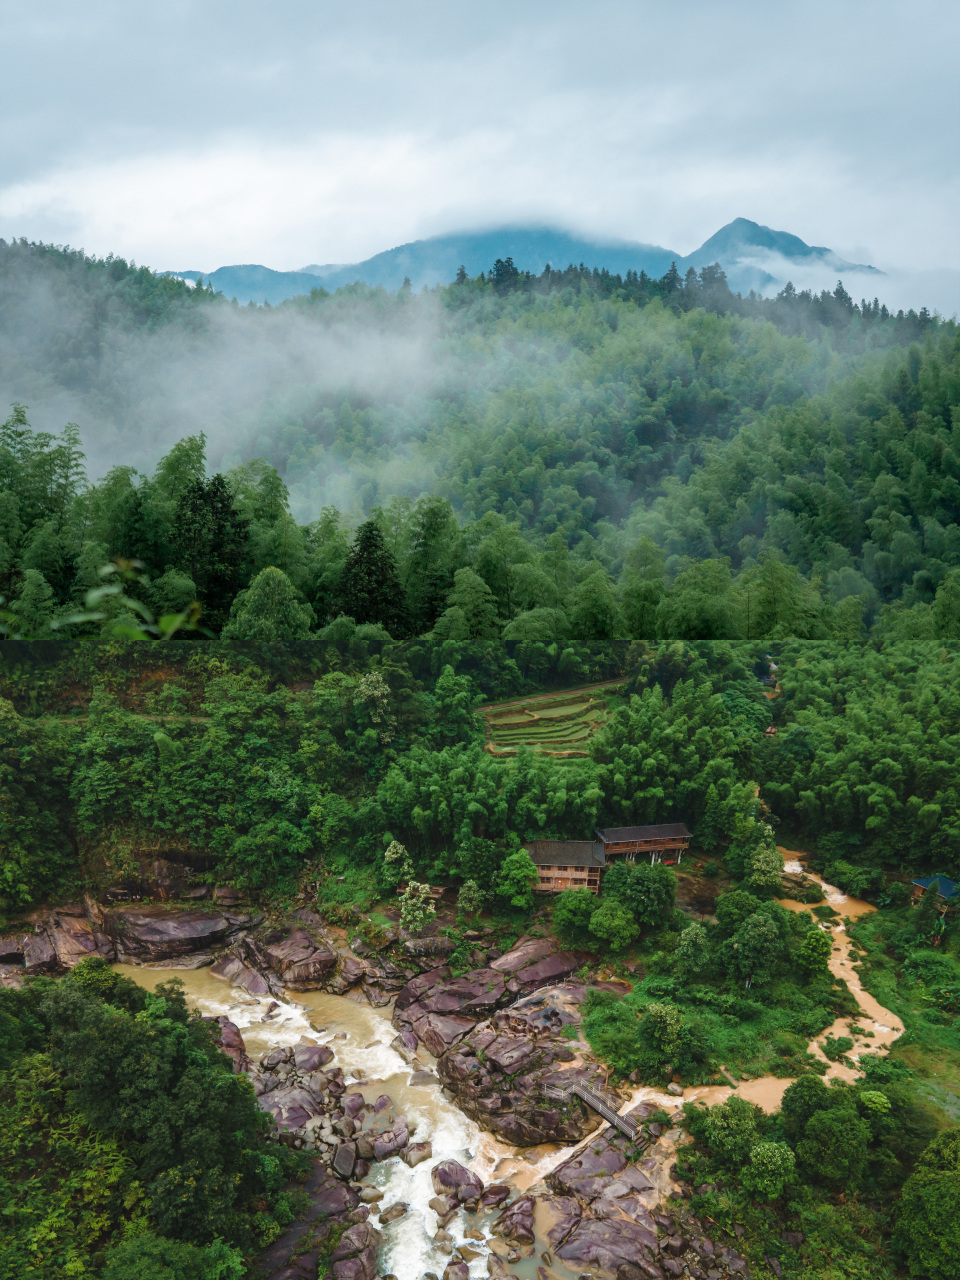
[372,1116,409,1161]
[419,968,508,1017]
[431,1159,483,1205]
[394,965,452,1011]
[105,906,260,962]
[491,1194,536,1244]
[399,1005,477,1057]
[209,950,270,994]
[263,930,338,989]
[0,934,23,963]
[554,1216,660,1272]
[326,955,372,996]
[294,1041,334,1074]
[47,913,115,967]
[436,1018,616,1147]
[548,1141,629,1200]
[487,936,585,994]
[259,1086,325,1131]
[257,1161,367,1280]
[21,933,57,974]
[205,1016,252,1073]
[329,1221,381,1280]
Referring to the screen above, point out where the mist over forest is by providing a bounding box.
[2,231,960,1280]
[0,236,956,644]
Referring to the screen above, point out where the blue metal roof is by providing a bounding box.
[912,875,959,900]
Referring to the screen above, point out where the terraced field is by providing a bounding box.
[481,681,624,759]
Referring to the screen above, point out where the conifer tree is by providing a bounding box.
[332,520,407,634]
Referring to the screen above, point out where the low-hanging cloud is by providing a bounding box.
[2,1,957,278]
[0,251,452,518]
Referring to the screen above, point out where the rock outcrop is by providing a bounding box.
[1,901,267,984]
[391,937,587,1058]
[106,905,262,963]
[257,1160,380,1280]
[435,1016,616,1146]
[533,1104,753,1279]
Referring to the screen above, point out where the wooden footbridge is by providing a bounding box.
[545,1080,641,1141]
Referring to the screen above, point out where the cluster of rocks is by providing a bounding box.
[391,936,586,1059]
[257,1160,382,1280]
[0,898,263,984]
[208,1018,425,1188]
[209,908,475,1006]
[529,1104,754,1280]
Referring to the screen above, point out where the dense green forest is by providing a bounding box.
[1,240,958,1279]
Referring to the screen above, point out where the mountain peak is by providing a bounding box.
[171,219,879,305]
[688,218,877,275]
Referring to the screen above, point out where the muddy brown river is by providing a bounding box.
[113,853,901,1277]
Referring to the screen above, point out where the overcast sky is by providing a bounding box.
[1,0,957,276]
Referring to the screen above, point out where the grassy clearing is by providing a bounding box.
[849,910,960,1126]
[482,684,623,757]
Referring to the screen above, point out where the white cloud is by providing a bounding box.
[0,0,957,276]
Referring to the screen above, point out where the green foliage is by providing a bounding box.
[797,1106,870,1187]
[552,889,597,948]
[332,519,406,634]
[0,698,73,911]
[722,910,785,986]
[762,642,960,869]
[714,890,764,936]
[674,922,710,976]
[398,880,436,935]
[222,566,314,648]
[798,927,833,975]
[893,1129,960,1280]
[101,1232,244,1280]
[705,1094,762,1165]
[588,898,640,952]
[456,879,484,922]
[602,860,677,929]
[0,961,284,1278]
[741,1140,796,1199]
[493,849,539,911]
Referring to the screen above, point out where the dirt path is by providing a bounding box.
[681,848,902,1113]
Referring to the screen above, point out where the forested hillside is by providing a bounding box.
[1,240,959,1280]
[1,239,958,646]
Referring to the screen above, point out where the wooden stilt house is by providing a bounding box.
[595,823,692,866]
[524,841,605,894]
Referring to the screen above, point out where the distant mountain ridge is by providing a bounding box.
[170,218,880,305]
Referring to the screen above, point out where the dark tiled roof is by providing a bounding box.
[596,823,691,843]
[525,841,606,868]
[911,875,959,900]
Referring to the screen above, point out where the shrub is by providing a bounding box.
[553,889,598,948]
[602,861,677,928]
[742,1141,796,1199]
[494,850,539,911]
[705,1095,761,1165]
[798,928,833,975]
[797,1106,870,1187]
[589,898,640,952]
[893,1129,960,1280]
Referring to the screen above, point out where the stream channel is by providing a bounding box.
[112,853,902,1279]
[112,964,599,1280]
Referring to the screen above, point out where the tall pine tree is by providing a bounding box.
[332,519,407,634]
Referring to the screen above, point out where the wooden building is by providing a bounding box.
[595,823,692,865]
[911,875,959,915]
[525,841,605,894]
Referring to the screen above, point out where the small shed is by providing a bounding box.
[596,823,692,865]
[911,875,959,914]
[525,841,605,894]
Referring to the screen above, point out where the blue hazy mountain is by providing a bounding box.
[171,219,879,305]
